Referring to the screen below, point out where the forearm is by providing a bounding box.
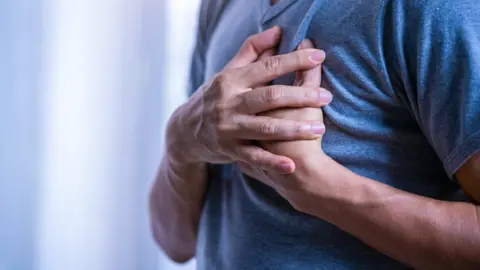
[309,159,480,270]
[149,153,207,263]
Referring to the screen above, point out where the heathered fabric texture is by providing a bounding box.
[187,0,480,269]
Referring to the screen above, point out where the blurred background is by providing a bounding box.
[0,0,199,269]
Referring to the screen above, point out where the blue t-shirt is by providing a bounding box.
[188,0,480,269]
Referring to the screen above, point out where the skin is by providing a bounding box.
[251,39,326,187]
[149,27,332,262]
[165,27,329,173]
[152,23,480,270]
[241,152,480,270]
[240,40,480,270]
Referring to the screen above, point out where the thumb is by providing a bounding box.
[225,26,282,70]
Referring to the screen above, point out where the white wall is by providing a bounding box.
[0,0,199,269]
[37,0,157,269]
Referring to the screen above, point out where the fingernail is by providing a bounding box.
[309,50,325,63]
[319,90,333,103]
[269,25,281,32]
[267,26,282,40]
[277,162,293,173]
[311,123,325,135]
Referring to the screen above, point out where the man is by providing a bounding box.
[150,0,480,269]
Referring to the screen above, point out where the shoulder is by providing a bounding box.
[382,0,480,61]
[398,0,480,27]
[390,0,480,60]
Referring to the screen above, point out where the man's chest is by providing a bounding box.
[204,0,436,183]
[201,0,450,224]
[207,0,399,110]
[206,0,315,79]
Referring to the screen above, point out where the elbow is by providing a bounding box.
[157,238,195,264]
[148,174,196,263]
[149,202,195,264]
[151,222,195,263]
[165,251,195,264]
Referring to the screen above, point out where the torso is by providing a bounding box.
[196,0,460,269]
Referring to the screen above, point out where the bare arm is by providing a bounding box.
[244,136,480,269]
[149,150,207,262]
[246,85,480,269]
[240,2,480,268]
[149,28,330,262]
[298,153,480,270]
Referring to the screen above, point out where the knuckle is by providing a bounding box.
[294,122,306,134]
[214,110,239,135]
[213,103,226,118]
[259,122,277,135]
[211,73,231,89]
[215,121,237,139]
[262,87,283,104]
[240,37,262,58]
[241,100,253,115]
[247,151,263,165]
[244,36,255,46]
[243,37,256,52]
[213,103,229,126]
[237,94,250,112]
[262,57,281,74]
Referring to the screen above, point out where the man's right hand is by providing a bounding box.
[166,26,331,174]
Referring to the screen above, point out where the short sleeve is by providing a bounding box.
[188,0,229,97]
[399,0,480,178]
[188,1,209,97]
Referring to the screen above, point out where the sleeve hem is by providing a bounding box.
[443,130,480,179]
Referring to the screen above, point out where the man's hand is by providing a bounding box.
[259,39,330,162]
[240,39,480,270]
[167,27,330,173]
[153,28,333,262]
[239,39,333,194]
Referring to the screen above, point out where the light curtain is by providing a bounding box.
[0,0,198,269]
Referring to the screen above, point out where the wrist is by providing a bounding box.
[292,154,360,217]
[313,158,377,219]
[165,105,202,165]
[164,150,207,180]
[165,145,205,169]
[165,104,186,146]
[159,151,207,208]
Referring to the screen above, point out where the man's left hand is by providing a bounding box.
[238,39,336,213]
